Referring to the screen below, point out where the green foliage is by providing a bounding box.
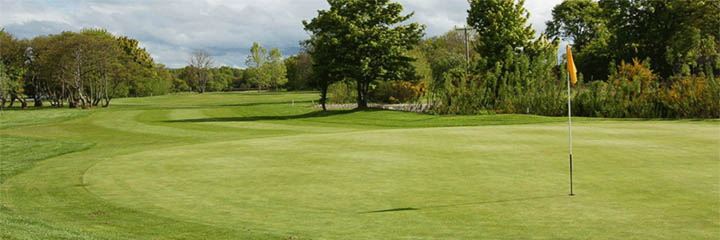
[426,0,719,118]
[545,0,604,51]
[573,59,719,118]
[420,30,471,104]
[284,56,299,90]
[468,0,536,70]
[598,0,720,79]
[545,0,610,81]
[246,42,270,90]
[170,66,244,92]
[267,48,288,89]
[0,29,171,109]
[327,80,357,104]
[284,52,313,91]
[303,0,425,108]
[435,0,562,115]
[0,29,28,108]
[245,43,289,91]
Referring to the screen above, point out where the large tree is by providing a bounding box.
[303,0,425,108]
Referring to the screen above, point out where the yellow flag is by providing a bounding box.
[566,45,578,86]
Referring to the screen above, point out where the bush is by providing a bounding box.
[573,59,664,118]
[663,75,720,118]
[370,81,427,104]
[572,58,718,118]
[327,80,357,104]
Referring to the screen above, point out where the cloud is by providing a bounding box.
[0,0,561,68]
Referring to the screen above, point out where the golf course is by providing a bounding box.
[1,91,718,239]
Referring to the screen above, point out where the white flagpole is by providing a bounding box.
[567,72,575,196]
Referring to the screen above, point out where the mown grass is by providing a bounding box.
[0,135,95,240]
[1,91,718,239]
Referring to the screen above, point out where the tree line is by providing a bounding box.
[0,30,315,109]
[4,0,717,118]
[301,0,718,118]
[168,43,313,93]
[0,29,172,109]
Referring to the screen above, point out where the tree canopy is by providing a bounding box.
[303,0,425,108]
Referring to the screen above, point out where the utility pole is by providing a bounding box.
[455,25,472,73]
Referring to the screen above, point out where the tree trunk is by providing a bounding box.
[356,81,369,109]
[321,84,328,111]
[102,97,112,108]
[34,97,43,107]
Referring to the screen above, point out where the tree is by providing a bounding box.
[421,30,474,103]
[546,0,605,51]
[303,0,425,108]
[267,48,287,90]
[467,0,539,106]
[0,62,12,110]
[295,52,313,90]
[300,36,341,111]
[285,44,315,91]
[0,29,28,109]
[246,42,269,91]
[284,56,299,90]
[599,0,720,79]
[468,0,535,70]
[1,29,170,109]
[189,50,213,93]
[459,0,560,111]
[545,0,610,81]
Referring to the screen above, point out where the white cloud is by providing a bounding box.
[0,0,561,68]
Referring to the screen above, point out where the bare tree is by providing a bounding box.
[189,50,213,93]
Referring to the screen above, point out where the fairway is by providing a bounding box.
[1,92,718,239]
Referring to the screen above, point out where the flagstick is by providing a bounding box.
[567,72,575,196]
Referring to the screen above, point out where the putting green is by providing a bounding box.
[1,92,718,239]
[85,123,718,239]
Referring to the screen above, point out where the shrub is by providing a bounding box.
[663,75,720,118]
[327,80,357,104]
[370,81,427,104]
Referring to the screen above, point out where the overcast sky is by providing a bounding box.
[0,0,562,68]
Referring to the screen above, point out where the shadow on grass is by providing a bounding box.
[219,100,313,107]
[163,109,367,123]
[359,195,562,214]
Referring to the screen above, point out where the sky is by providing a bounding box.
[0,0,563,68]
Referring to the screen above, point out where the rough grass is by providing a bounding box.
[1,91,718,239]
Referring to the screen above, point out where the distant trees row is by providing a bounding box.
[0,27,317,110]
[0,29,171,109]
[169,43,314,93]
